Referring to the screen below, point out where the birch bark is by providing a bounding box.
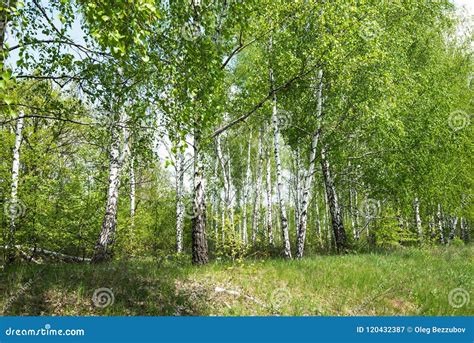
[7,115,24,262]
[175,149,185,253]
[320,145,347,252]
[241,136,252,245]
[265,149,274,246]
[192,127,208,265]
[271,77,292,258]
[295,69,323,258]
[251,128,263,243]
[414,197,422,240]
[437,204,445,244]
[92,112,129,263]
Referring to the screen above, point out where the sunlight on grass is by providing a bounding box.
[1,246,472,316]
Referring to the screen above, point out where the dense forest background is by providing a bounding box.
[0,0,472,269]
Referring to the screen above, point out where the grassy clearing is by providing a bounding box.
[1,245,472,316]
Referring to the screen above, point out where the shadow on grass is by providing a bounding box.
[1,257,212,316]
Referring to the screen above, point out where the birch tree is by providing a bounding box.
[320,145,347,252]
[91,111,129,263]
[295,69,324,258]
[251,128,263,243]
[6,115,23,262]
[270,76,292,259]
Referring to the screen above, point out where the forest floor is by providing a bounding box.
[1,245,473,316]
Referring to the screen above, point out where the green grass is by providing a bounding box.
[1,245,473,316]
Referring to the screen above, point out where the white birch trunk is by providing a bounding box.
[349,187,358,240]
[7,116,24,262]
[129,157,136,222]
[314,191,323,248]
[437,203,445,244]
[226,144,235,230]
[175,149,185,253]
[270,73,292,259]
[241,136,252,245]
[460,217,467,242]
[265,149,274,246]
[294,147,301,236]
[414,197,422,241]
[251,128,263,243]
[123,132,135,223]
[449,216,458,241]
[92,112,129,263]
[295,69,323,258]
[211,158,219,242]
[216,136,234,233]
[321,145,347,252]
[323,184,330,248]
[354,189,360,233]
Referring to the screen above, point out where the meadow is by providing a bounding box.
[2,245,472,316]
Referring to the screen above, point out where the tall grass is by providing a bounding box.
[1,245,472,316]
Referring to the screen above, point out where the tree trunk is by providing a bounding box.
[211,158,219,242]
[449,216,458,241]
[294,147,301,236]
[437,203,445,244]
[92,112,129,263]
[216,136,235,232]
[295,69,323,258]
[320,145,347,252]
[124,135,135,224]
[414,197,422,241]
[226,144,235,230]
[192,128,208,265]
[251,127,264,243]
[175,149,185,253]
[242,135,252,245]
[129,159,136,218]
[314,191,323,248]
[460,217,468,243]
[354,189,360,231]
[265,148,274,246]
[349,186,359,240]
[270,75,292,259]
[295,130,320,258]
[6,115,24,263]
[323,185,330,249]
